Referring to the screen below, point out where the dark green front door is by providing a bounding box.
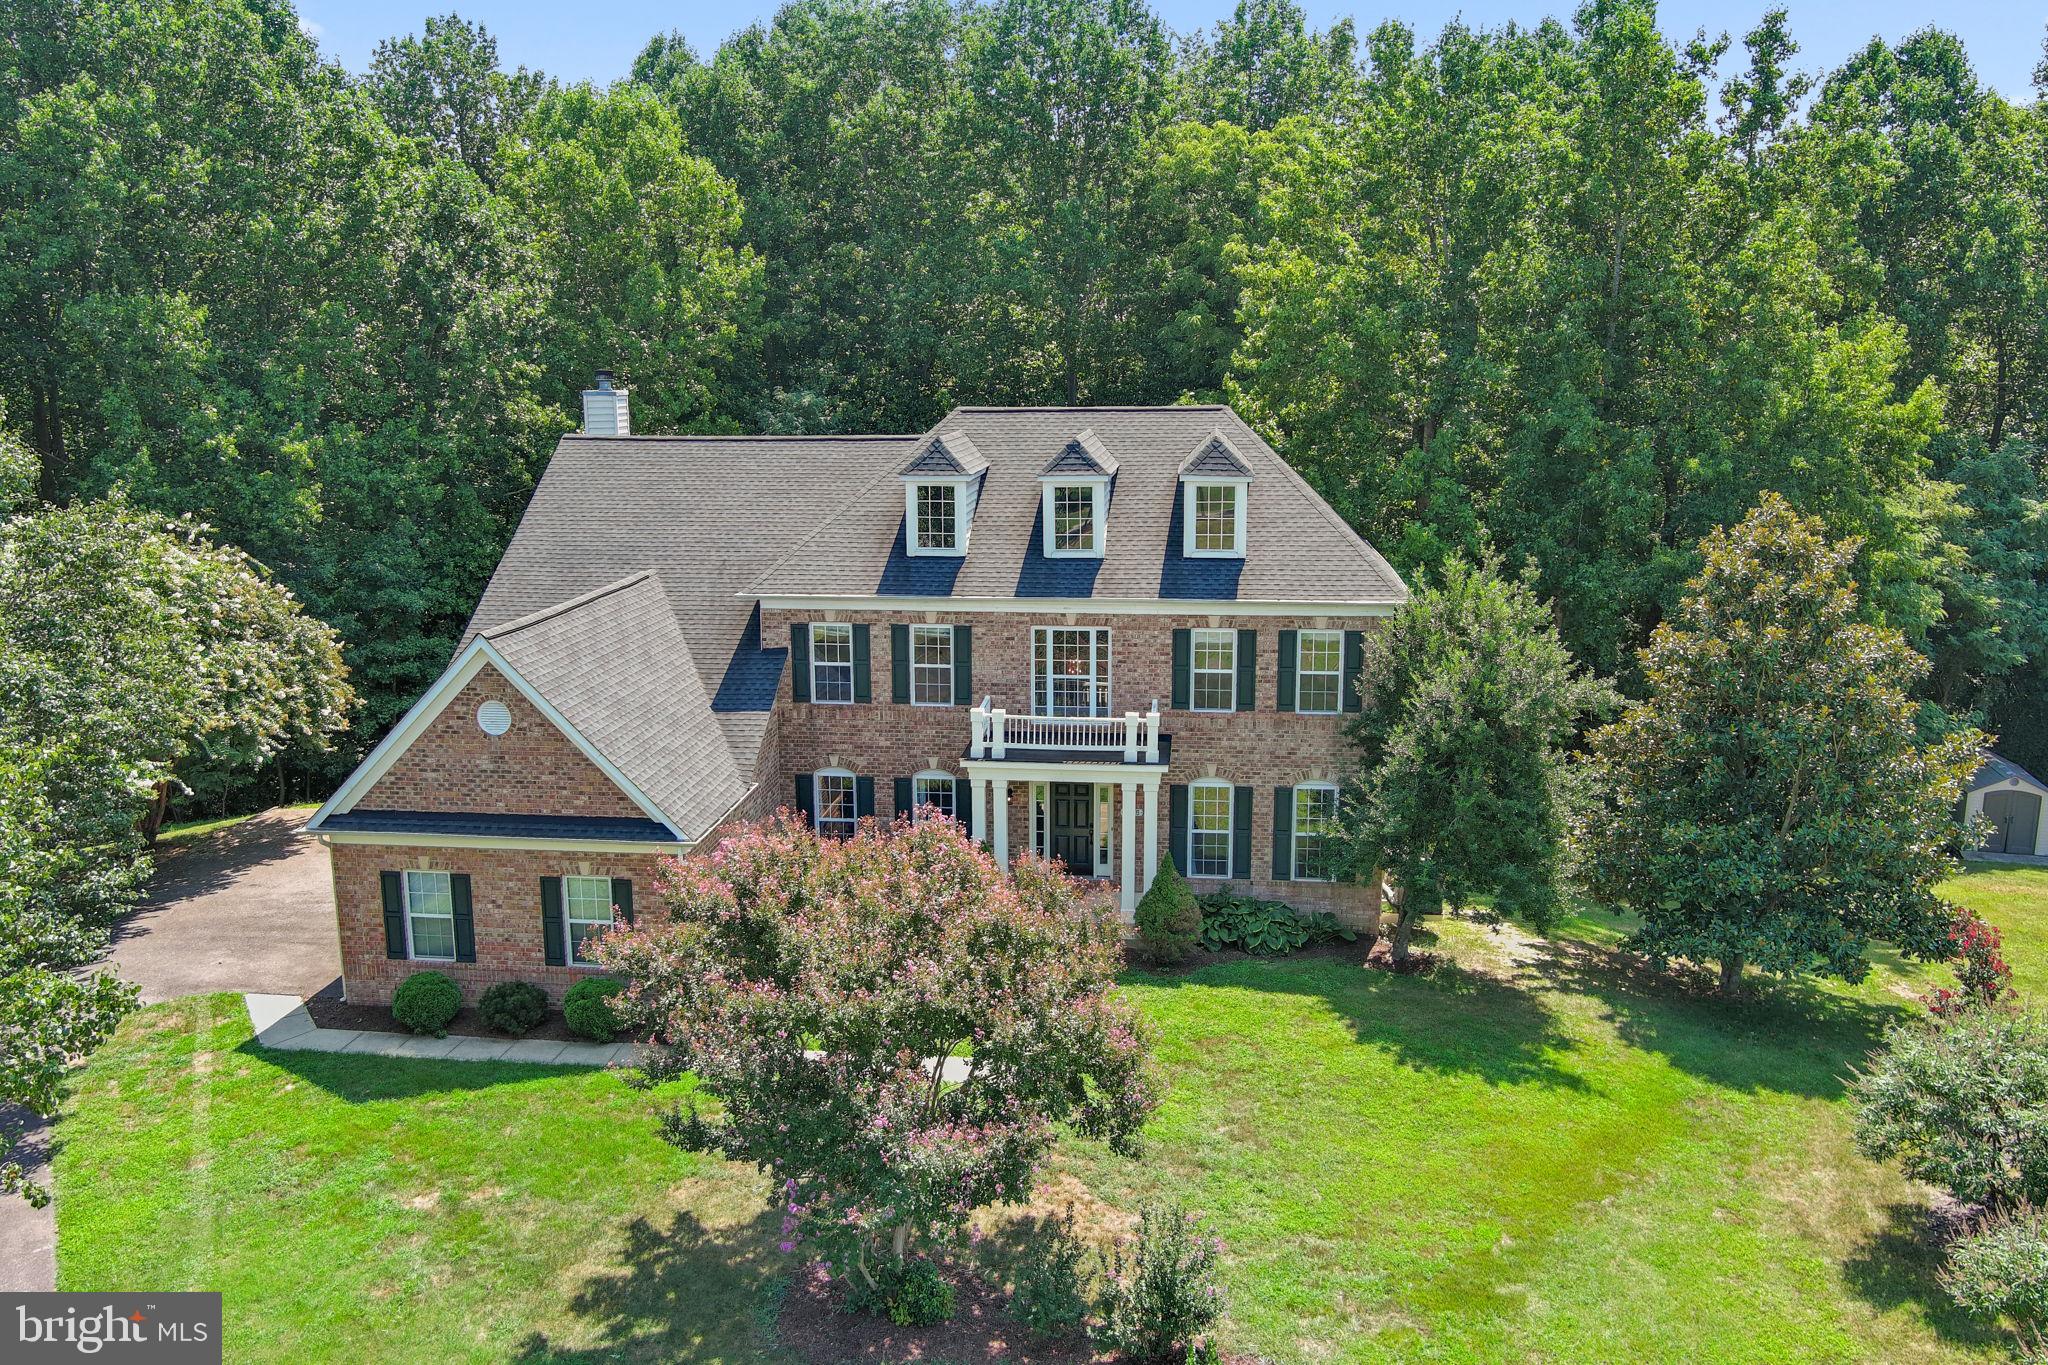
[1049,782,1095,875]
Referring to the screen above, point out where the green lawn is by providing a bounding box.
[54,868,2048,1362]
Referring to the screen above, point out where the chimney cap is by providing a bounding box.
[592,369,616,391]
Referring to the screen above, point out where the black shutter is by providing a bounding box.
[790,623,811,702]
[1277,630,1298,712]
[1169,784,1189,871]
[856,775,876,818]
[953,625,973,705]
[852,624,872,703]
[1171,629,1191,709]
[451,873,475,963]
[1343,630,1365,712]
[612,877,634,926]
[380,871,406,960]
[953,777,972,822]
[891,624,910,704]
[894,776,914,819]
[540,876,566,967]
[1232,786,1253,880]
[1272,787,1295,880]
[1235,629,1257,711]
[794,773,815,826]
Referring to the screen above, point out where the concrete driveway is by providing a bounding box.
[0,806,338,1292]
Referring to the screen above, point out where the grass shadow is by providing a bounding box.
[236,1039,615,1103]
[507,1205,788,1363]
[1840,1201,2005,1352]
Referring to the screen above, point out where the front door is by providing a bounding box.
[1049,782,1095,875]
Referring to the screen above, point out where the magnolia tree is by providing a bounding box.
[599,814,1157,1295]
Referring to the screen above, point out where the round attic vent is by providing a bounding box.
[476,700,512,736]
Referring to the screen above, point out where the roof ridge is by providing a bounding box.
[948,405,1230,414]
[560,433,917,442]
[482,571,658,639]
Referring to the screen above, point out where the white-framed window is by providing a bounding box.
[1191,629,1236,712]
[810,623,854,704]
[1033,626,1112,717]
[565,874,616,966]
[815,770,858,838]
[913,770,956,824]
[404,870,455,961]
[914,483,958,551]
[1183,479,1247,557]
[910,624,955,706]
[1053,485,1095,552]
[1296,630,1343,715]
[1292,784,1340,882]
[1188,782,1233,879]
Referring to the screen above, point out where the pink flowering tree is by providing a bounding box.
[597,812,1158,1295]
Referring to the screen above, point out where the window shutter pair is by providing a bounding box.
[1277,630,1298,711]
[1235,629,1257,711]
[891,624,973,705]
[538,875,633,967]
[1171,629,1258,710]
[379,871,473,962]
[1342,630,1365,712]
[1272,786,1295,880]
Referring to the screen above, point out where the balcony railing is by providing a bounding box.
[969,696,1162,763]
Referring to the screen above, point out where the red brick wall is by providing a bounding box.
[330,841,671,1006]
[762,606,1385,928]
[355,664,648,820]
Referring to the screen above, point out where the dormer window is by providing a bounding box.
[898,431,986,558]
[914,483,959,551]
[1050,483,1103,554]
[1039,431,1118,560]
[1178,430,1252,559]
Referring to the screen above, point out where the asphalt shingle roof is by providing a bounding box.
[1970,751,2048,793]
[1180,429,1252,477]
[899,431,989,477]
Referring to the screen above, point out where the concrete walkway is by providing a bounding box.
[244,995,640,1066]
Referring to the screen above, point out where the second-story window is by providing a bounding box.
[1052,484,1096,552]
[915,483,958,551]
[810,623,855,703]
[911,625,954,706]
[1296,629,1342,715]
[1033,626,1111,717]
[1192,629,1236,712]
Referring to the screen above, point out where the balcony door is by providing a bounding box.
[1033,627,1112,717]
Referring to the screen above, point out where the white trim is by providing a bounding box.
[909,624,956,707]
[962,757,1167,781]
[563,873,616,967]
[1190,628,1237,713]
[1032,625,1114,717]
[307,637,687,839]
[1187,779,1234,879]
[320,831,688,854]
[1183,477,1249,558]
[814,768,858,838]
[1040,477,1108,559]
[905,478,973,557]
[756,594,1397,618]
[1295,629,1343,716]
[809,621,856,705]
[1290,782,1340,882]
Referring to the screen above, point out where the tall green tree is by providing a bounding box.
[365,12,547,184]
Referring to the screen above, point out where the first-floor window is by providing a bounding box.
[913,771,956,824]
[1293,785,1339,881]
[1189,783,1233,879]
[565,875,616,965]
[811,623,854,703]
[911,625,955,706]
[405,870,455,960]
[1192,628,1236,711]
[1296,630,1342,714]
[816,770,858,838]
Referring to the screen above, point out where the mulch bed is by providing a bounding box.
[1121,936,1377,976]
[776,1262,1262,1365]
[304,996,584,1043]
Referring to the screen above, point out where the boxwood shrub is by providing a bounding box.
[477,980,548,1036]
[391,970,461,1037]
[563,976,627,1042]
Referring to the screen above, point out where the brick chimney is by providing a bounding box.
[580,370,630,436]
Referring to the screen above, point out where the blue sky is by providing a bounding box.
[298,1,2046,100]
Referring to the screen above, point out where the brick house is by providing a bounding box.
[309,376,1408,1004]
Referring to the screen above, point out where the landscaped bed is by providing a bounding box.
[52,868,2042,1362]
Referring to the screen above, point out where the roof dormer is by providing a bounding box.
[900,432,988,557]
[1039,430,1118,559]
[1179,430,1250,558]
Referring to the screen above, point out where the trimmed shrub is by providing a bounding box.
[845,1256,957,1327]
[1097,1202,1224,1362]
[477,980,548,1036]
[1011,1208,1089,1337]
[1134,855,1200,965]
[563,976,627,1042]
[1197,891,1354,956]
[1944,1206,2048,1334]
[391,971,461,1037]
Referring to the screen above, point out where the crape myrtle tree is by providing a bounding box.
[1344,550,1612,964]
[1572,494,1984,993]
[598,813,1157,1297]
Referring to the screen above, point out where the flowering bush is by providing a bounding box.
[1926,910,2016,1019]
[1097,1201,1225,1362]
[599,813,1158,1303]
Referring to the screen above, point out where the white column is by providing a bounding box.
[1141,777,1161,892]
[992,778,1010,869]
[1120,779,1138,918]
[969,775,988,843]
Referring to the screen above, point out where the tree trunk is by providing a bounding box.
[1391,908,1414,965]
[890,1223,910,1266]
[138,780,172,844]
[1718,953,1744,995]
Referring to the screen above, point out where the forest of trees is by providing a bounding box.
[5,0,2047,802]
